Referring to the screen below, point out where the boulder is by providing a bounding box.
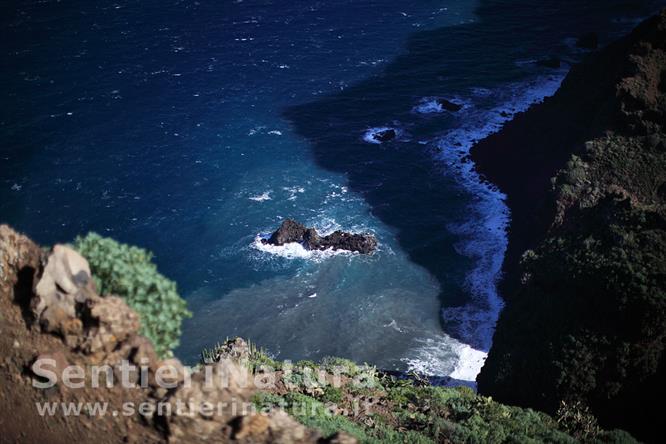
[263,220,377,254]
[81,295,141,357]
[372,128,396,142]
[33,245,96,339]
[437,98,463,112]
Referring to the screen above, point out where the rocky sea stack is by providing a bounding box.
[263,219,377,254]
[371,128,397,143]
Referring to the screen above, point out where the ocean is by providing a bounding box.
[1,0,661,383]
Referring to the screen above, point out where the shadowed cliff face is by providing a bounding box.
[474,9,666,442]
[283,0,660,347]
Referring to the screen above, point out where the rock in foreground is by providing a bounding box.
[263,219,377,254]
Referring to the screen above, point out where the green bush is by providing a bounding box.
[321,385,344,404]
[218,344,606,443]
[74,233,191,357]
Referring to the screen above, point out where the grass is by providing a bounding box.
[204,338,636,443]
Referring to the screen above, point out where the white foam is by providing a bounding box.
[470,87,492,97]
[402,336,456,377]
[282,186,305,201]
[384,319,404,333]
[449,343,487,382]
[362,126,401,144]
[309,216,343,236]
[399,334,483,384]
[444,74,565,362]
[252,234,353,261]
[249,191,272,202]
[404,73,567,384]
[247,125,266,136]
[413,97,468,114]
[248,127,283,137]
[252,236,312,259]
[414,99,444,114]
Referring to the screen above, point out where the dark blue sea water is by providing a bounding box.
[2,0,662,382]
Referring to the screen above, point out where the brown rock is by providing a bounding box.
[325,432,358,444]
[84,295,140,354]
[0,225,324,443]
[33,351,70,379]
[33,245,96,337]
[231,414,270,439]
[163,360,254,443]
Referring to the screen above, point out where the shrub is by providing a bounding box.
[229,346,594,443]
[321,356,361,376]
[74,233,191,357]
[556,400,601,441]
[321,386,344,404]
[254,392,373,441]
[201,338,281,371]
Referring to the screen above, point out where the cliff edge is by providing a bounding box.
[0,225,319,443]
[473,9,666,442]
[4,225,610,443]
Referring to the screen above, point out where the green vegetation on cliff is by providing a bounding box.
[474,9,666,442]
[74,233,191,357]
[66,228,645,442]
[203,339,635,443]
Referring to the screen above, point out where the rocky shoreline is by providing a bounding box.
[471,9,666,442]
[1,224,611,443]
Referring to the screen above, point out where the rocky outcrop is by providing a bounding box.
[437,98,463,112]
[472,9,666,443]
[265,219,307,246]
[0,225,324,444]
[371,128,396,142]
[263,220,377,254]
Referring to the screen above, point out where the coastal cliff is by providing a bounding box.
[0,226,639,442]
[3,225,619,443]
[473,9,666,442]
